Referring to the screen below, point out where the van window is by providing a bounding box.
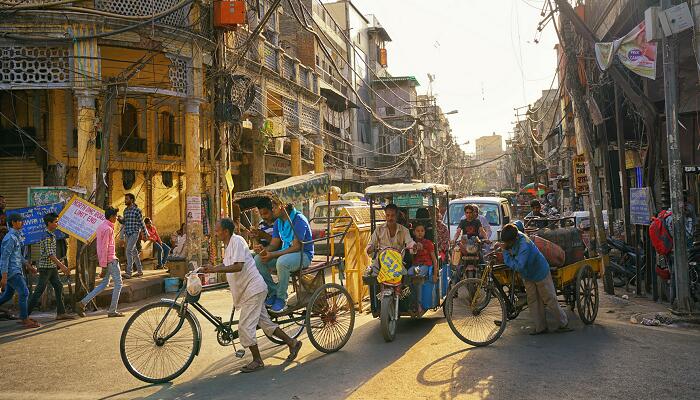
[314,205,342,219]
[447,203,501,226]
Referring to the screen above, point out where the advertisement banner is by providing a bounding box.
[595,21,657,80]
[4,203,68,246]
[56,196,106,243]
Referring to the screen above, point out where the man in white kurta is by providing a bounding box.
[204,218,302,373]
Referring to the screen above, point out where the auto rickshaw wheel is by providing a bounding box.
[576,264,599,324]
[305,283,355,353]
[380,293,398,342]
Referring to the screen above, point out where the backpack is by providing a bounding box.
[649,210,673,255]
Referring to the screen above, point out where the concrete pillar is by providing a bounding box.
[313,133,325,173]
[47,90,68,185]
[75,90,97,195]
[291,137,302,176]
[185,100,203,266]
[251,117,266,188]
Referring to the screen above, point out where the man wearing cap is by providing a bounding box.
[0,213,39,328]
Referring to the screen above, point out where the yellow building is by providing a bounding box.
[0,1,324,262]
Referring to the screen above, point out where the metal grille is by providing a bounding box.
[250,84,263,115]
[166,55,189,94]
[283,55,295,81]
[300,104,319,133]
[0,46,70,87]
[282,98,298,128]
[94,0,191,27]
[264,43,277,71]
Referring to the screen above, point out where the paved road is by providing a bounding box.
[1,289,699,400]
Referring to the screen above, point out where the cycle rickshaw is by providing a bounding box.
[362,183,452,341]
[445,219,602,346]
[120,173,356,383]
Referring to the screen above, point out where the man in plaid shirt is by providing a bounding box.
[27,212,74,320]
[118,193,149,279]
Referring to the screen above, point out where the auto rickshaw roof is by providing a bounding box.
[233,173,331,210]
[364,182,450,196]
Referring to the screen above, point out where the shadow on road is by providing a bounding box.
[415,319,623,399]
[127,314,442,400]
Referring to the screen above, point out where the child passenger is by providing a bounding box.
[409,224,439,314]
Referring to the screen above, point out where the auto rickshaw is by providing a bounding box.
[362,183,451,342]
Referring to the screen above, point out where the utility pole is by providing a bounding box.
[661,0,691,313]
[95,83,116,209]
[557,18,612,294]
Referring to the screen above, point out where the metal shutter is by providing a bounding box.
[0,158,44,209]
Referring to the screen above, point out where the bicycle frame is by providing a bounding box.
[471,259,523,319]
[154,282,307,345]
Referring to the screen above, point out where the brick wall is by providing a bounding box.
[279,0,315,67]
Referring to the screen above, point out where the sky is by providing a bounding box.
[350,0,559,153]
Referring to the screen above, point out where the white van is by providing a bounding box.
[445,197,514,241]
[310,200,367,255]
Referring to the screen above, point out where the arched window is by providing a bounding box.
[121,103,138,138]
[159,111,175,143]
[119,103,145,152]
[158,110,180,156]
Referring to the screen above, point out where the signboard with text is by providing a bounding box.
[56,196,106,243]
[630,187,654,225]
[573,155,589,194]
[28,186,86,207]
[5,203,67,246]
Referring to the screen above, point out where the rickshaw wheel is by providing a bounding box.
[265,312,305,345]
[445,278,507,347]
[380,294,397,342]
[576,264,599,324]
[305,283,355,353]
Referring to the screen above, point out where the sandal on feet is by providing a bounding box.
[555,325,573,333]
[529,329,548,335]
[21,320,41,329]
[240,361,264,373]
[286,340,303,362]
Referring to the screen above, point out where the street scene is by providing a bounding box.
[1,1,700,399]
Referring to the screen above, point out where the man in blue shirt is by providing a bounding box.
[254,201,314,313]
[0,213,40,328]
[498,224,570,335]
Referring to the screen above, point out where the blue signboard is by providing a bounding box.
[630,187,654,226]
[5,203,67,245]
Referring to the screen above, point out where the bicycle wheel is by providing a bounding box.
[120,301,200,383]
[265,312,305,345]
[445,278,507,347]
[306,283,355,353]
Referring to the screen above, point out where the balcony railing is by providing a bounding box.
[118,135,147,153]
[158,142,182,157]
[282,54,296,82]
[93,0,201,30]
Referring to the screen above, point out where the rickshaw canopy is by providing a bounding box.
[364,182,450,197]
[233,172,331,210]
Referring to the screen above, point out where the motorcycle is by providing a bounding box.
[452,235,484,283]
[605,237,645,291]
[374,246,409,342]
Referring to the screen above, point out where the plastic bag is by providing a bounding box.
[187,272,202,296]
[377,249,404,285]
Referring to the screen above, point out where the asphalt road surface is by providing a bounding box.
[1,289,699,400]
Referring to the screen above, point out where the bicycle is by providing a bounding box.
[120,268,355,383]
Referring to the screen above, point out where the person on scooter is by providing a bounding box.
[453,204,488,241]
[366,203,420,274]
[497,224,571,335]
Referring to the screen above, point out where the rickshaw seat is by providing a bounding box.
[295,255,342,276]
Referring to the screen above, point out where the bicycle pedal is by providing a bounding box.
[235,349,245,358]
